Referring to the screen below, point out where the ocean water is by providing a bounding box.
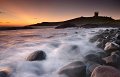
[0,28,109,77]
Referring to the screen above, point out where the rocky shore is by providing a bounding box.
[57,28,120,77]
[1,28,120,77]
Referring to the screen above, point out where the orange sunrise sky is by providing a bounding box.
[0,0,120,26]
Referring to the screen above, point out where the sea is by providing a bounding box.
[0,28,112,77]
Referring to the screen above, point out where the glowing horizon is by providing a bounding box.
[0,0,120,26]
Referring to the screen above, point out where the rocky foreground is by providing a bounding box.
[1,28,120,77]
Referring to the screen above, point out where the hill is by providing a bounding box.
[29,12,120,28]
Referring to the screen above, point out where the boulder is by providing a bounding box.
[84,54,105,64]
[102,56,115,65]
[102,53,120,68]
[0,67,11,77]
[104,42,120,52]
[86,61,100,77]
[55,23,78,29]
[0,71,8,77]
[26,50,46,61]
[58,61,86,77]
[97,39,108,49]
[91,65,120,77]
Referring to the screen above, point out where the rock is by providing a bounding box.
[111,50,120,56]
[0,71,8,77]
[75,32,78,34]
[84,54,105,64]
[115,40,120,45]
[55,23,78,29]
[91,65,120,77]
[104,42,120,52]
[95,52,107,58]
[102,53,120,68]
[102,56,115,65]
[0,67,11,77]
[115,33,120,40]
[97,39,108,49]
[86,61,100,77]
[58,61,86,77]
[26,50,46,61]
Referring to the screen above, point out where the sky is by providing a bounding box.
[0,0,120,26]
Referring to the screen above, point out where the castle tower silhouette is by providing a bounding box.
[94,12,99,17]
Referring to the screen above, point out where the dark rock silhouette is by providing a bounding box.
[58,61,86,77]
[26,50,46,61]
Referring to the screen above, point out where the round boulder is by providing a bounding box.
[26,50,46,61]
[91,65,120,77]
[58,61,86,77]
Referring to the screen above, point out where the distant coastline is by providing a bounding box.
[0,12,120,30]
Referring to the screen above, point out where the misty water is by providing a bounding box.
[0,28,111,77]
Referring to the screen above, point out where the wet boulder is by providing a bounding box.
[103,52,120,68]
[84,54,105,64]
[91,65,120,77]
[102,56,115,66]
[0,67,11,77]
[111,50,120,56]
[86,61,100,77]
[104,42,120,52]
[26,50,46,61]
[97,39,108,49]
[58,61,86,77]
[0,71,8,77]
[95,52,107,58]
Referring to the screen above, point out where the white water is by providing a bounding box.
[0,28,109,77]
